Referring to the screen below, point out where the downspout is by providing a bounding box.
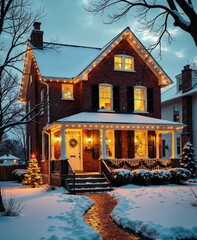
[40,78,51,184]
[43,129,52,185]
[40,79,50,124]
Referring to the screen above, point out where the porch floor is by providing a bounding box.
[75,172,100,175]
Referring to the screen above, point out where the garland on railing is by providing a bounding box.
[105,159,173,170]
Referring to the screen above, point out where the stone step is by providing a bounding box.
[65,174,113,194]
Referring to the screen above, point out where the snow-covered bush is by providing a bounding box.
[111,169,134,186]
[169,168,191,183]
[12,169,27,183]
[132,169,152,185]
[151,170,172,184]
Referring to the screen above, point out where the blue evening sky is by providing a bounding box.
[34,0,197,83]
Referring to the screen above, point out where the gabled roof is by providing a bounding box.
[20,27,172,101]
[32,43,101,79]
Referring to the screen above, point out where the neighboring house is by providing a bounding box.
[0,154,20,166]
[161,65,197,159]
[19,22,184,186]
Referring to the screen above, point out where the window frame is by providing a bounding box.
[133,86,148,113]
[114,54,134,72]
[134,131,148,158]
[173,104,180,122]
[62,84,74,100]
[98,83,113,112]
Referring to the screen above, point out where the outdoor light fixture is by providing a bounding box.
[87,137,92,144]
[56,136,61,142]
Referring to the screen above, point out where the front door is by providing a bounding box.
[66,130,82,171]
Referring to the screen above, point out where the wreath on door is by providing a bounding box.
[69,138,78,148]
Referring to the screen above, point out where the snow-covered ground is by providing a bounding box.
[0,181,197,240]
[110,183,197,240]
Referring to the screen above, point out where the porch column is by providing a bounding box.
[171,130,179,159]
[101,129,108,160]
[51,134,55,160]
[60,126,67,160]
[156,131,160,159]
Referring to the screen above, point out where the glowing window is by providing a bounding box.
[134,131,147,157]
[62,84,73,100]
[106,130,114,158]
[114,55,134,71]
[134,87,146,112]
[99,84,112,110]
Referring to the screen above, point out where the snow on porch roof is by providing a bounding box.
[53,112,184,127]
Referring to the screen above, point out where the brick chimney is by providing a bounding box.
[30,22,43,49]
[182,65,192,93]
[181,64,193,146]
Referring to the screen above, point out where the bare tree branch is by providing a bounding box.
[86,0,197,56]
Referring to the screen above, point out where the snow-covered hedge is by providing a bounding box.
[151,169,172,184]
[132,169,152,185]
[169,168,191,183]
[12,169,27,183]
[111,169,134,186]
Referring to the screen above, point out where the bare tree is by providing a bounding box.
[86,0,197,55]
[0,0,47,142]
[11,124,27,162]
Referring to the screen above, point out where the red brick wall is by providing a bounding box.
[82,130,100,172]
[82,39,161,118]
[121,131,128,158]
[26,38,162,167]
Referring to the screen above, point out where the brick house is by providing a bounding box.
[19,22,184,186]
[161,65,197,159]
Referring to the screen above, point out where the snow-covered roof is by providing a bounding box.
[0,154,20,160]
[54,112,183,127]
[33,43,101,79]
[161,83,197,103]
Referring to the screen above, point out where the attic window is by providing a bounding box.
[62,84,73,100]
[114,55,134,71]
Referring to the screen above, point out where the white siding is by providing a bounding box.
[192,94,197,157]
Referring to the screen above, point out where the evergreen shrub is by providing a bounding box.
[111,169,134,186]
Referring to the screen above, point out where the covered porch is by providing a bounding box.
[42,112,184,185]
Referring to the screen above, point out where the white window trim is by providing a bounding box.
[98,83,114,112]
[114,54,135,72]
[62,84,74,100]
[133,86,148,113]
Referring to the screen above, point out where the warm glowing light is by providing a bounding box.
[87,137,92,143]
[56,136,61,142]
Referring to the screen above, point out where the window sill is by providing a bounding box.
[133,110,149,114]
[61,98,75,101]
[98,109,115,113]
[114,69,136,73]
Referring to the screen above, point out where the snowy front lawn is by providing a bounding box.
[0,182,101,240]
[1,182,197,240]
[110,183,197,240]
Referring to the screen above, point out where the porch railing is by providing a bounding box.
[107,158,173,170]
[101,159,112,188]
[65,161,76,194]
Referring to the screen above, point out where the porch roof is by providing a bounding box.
[46,112,184,131]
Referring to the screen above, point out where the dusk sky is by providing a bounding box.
[34,0,197,83]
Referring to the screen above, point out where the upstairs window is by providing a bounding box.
[62,84,73,100]
[99,84,113,111]
[176,76,182,92]
[173,105,180,122]
[114,55,134,71]
[134,86,146,112]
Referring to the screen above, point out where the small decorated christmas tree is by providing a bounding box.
[180,141,197,178]
[22,154,43,188]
